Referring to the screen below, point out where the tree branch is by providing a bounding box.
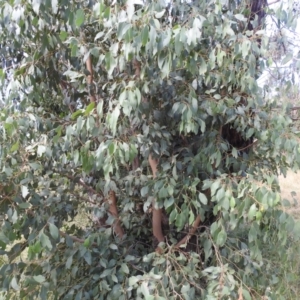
[289,106,300,111]
[62,173,104,198]
[59,230,98,246]
[149,155,165,254]
[85,56,96,103]
[108,191,124,238]
[175,215,201,248]
[268,0,280,5]
[61,173,124,238]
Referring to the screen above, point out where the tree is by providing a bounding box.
[0,0,299,299]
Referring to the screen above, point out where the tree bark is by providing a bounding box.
[148,155,165,253]
[85,56,96,103]
[108,191,124,238]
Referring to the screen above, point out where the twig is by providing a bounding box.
[289,106,300,111]
[175,215,201,248]
[62,173,104,198]
[268,0,280,5]
[59,230,98,246]
[237,139,259,152]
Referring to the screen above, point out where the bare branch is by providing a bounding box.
[175,215,201,249]
[268,0,281,5]
[59,230,98,246]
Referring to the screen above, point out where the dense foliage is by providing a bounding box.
[0,0,300,299]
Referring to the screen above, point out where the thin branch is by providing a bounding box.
[61,173,124,238]
[237,139,259,152]
[289,107,300,111]
[59,230,98,246]
[175,215,201,249]
[62,173,104,198]
[268,0,281,5]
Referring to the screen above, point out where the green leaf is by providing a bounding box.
[203,239,212,261]
[141,282,150,297]
[216,188,225,202]
[66,255,73,269]
[21,185,29,198]
[0,68,5,82]
[29,241,42,255]
[141,26,149,46]
[37,145,46,156]
[84,102,95,115]
[100,269,112,278]
[128,276,139,286]
[83,238,90,247]
[211,181,220,197]
[59,31,68,41]
[256,211,262,221]
[29,162,41,170]
[32,0,41,13]
[248,204,257,221]
[175,211,187,231]
[164,197,174,209]
[281,52,293,65]
[0,1,297,297]
[242,288,252,300]
[75,9,85,27]
[33,275,45,283]
[40,232,52,250]
[199,57,207,75]
[74,150,79,165]
[155,10,165,19]
[117,22,131,41]
[109,106,120,136]
[169,209,178,223]
[104,6,110,18]
[216,229,227,246]
[125,255,135,262]
[199,192,208,205]
[121,263,129,274]
[95,31,105,41]
[83,251,92,265]
[189,211,195,225]
[141,186,149,197]
[19,202,31,209]
[49,223,59,240]
[10,277,20,291]
[109,243,118,250]
[71,109,83,120]
[105,51,116,75]
[108,142,115,155]
[230,197,236,208]
[10,142,19,152]
[235,14,247,21]
[241,40,251,58]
